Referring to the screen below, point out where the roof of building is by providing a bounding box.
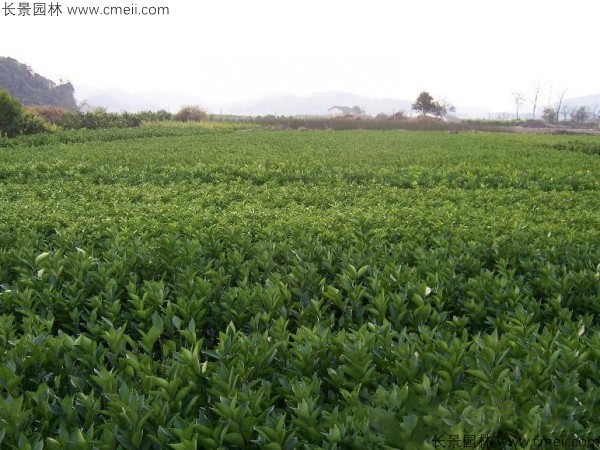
[328,106,355,114]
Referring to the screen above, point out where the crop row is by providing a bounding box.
[0,129,599,448]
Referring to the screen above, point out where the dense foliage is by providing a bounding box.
[57,108,142,130]
[0,88,22,137]
[174,106,209,123]
[411,92,453,119]
[0,89,54,138]
[0,129,599,448]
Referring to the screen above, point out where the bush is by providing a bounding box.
[174,105,208,122]
[391,111,407,120]
[0,89,24,137]
[0,89,54,137]
[134,109,173,122]
[27,105,72,125]
[58,108,142,130]
[19,109,55,134]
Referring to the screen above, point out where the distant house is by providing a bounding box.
[328,105,365,117]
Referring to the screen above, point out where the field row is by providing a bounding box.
[0,129,599,448]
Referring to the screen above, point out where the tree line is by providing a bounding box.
[513,85,598,124]
[0,89,210,138]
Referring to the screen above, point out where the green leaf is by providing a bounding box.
[35,252,50,266]
[466,369,489,383]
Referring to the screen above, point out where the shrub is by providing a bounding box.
[0,89,54,137]
[27,105,72,125]
[19,109,55,134]
[391,111,407,120]
[134,109,173,122]
[174,105,208,122]
[0,89,24,137]
[58,108,142,130]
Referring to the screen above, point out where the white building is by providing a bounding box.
[327,106,365,117]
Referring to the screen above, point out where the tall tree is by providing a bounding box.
[531,84,541,120]
[411,92,453,118]
[555,91,566,124]
[561,105,571,122]
[412,92,436,116]
[513,92,526,120]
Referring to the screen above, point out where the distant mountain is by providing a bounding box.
[72,87,497,118]
[74,85,207,113]
[215,91,413,117]
[71,82,600,119]
[562,93,600,111]
[72,87,414,117]
[0,57,78,110]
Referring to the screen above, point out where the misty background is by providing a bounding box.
[1,0,599,117]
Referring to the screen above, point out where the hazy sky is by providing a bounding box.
[1,0,598,111]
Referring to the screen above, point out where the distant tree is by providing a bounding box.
[513,92,526,120]
[412,92,453,118]
[561,105,571,122]
[531,84,541,120]
[434,99,456,118]
[446,102,457,116]
[412,92,437,116]
[433,103,447,119]
[375,113,389,120]
[174,105,208,122]
[555,90,566,124]
[571,106,589,123]
[542,106,556,124]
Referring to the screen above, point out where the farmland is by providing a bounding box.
[0,127,599,449]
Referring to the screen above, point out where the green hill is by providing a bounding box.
[0,56,78,110]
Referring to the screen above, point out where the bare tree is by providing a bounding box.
[547,83,553,109]
[436,98,456,118]
[561,105,571,122]
[556,91,567,123]
[543,85,567,124]
[531,84,541,120]
[555,91,566,124]
[513,92,526,120]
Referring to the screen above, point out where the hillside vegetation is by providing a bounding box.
[0,128,599,448]
[0,57,78,110]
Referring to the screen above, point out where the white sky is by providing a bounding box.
[1,0,598,111]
